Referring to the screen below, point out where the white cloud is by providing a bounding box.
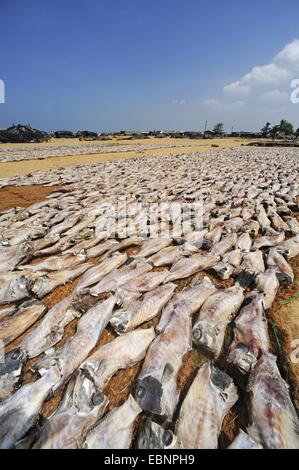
[172,99,185,105]
[203,99,245,111]
[223,81,250,96]
[275,38,299,68]
[242,63,290,85]
[260,89,288,101]
[223,38,299,96]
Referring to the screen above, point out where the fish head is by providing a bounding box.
[134,375,163,416]
[138,419,177,449]
[71,370,108,416]
[276,272,293,286]
[18,242,34,259]
[209,364,238,406]
[0,347,26,379]
[192,321,222,358]
[31,275,49,297]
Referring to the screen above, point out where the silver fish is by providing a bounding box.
[37,296,116,387]
[138,419,177,449]
[81,327,155,389]
[83,395,142,449]
[85,240,118,260]
[0,299,47,346]
[21,294,76,358]
[276,234,299,259]
[33,371,108,449]
[163,254,220,283]
[121,270,169,292]
[227,294,270,373]
[252,232,285,250]
[175,363,238,448]
[31,263,92,298]
[236,233,252,252]
[247,353,299,449]
[0,348,25,402]
[210,233,237,257]
[135,238,172,258]
[110,283,176,334]
[75,252,127,293]
[19,251,87,272]
[228,430,262,449]
[0,366,61,449]
[157,276,216,334]
[254,267,279,309]
[192,274,250,358]
[267,248,294,286]
[88,260,152,296]
[135,298,192,419]
[0,242,33,272]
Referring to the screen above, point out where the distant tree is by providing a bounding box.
[261,122,271,136]
[295,128,299,140]
[213,123,224,135]
[279,119,294,136]
[270,125,280,139]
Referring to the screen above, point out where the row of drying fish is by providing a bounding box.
[0,146,299,449]
[0,141,198,163]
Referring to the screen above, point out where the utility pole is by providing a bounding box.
[204,120,208,133]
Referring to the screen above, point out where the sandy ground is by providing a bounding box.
[0,137,251,178]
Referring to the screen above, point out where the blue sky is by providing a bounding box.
[0,0,299,132]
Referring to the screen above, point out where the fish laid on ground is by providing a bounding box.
[74,252,127,293]
[81,327,155,390]
[227,294,270,373]
[0,348,25,402]
[210,261,234,280]
[192,273,251,358]
[252,232,285,250]
[0,366,61,449]
[21,295,76,358]
[267,248,294,286]
[235,250,265,277]
[33,371,108,449]
[37,296,116,387]
[110,283,175,334]
[138,419,177,449]
[135,298,192,420]
[156,276,216,334]
[0,299,48,346]
[0,242,34,272]
[135,238,172,258]
[254,268,280,309]
[31,263,92,298]
[83,395,142,449]
[210,233,237,257]
[19,251,87,272]
[0,304,18,321]
[0,273,31,305]
[247,353,299,449]
[222,249,243,267]
[85,239,119,259]
[228,430,263,449]
[276,235,299,259]
[121,270,169,292]
[163,254,220,283]
[236,233,252,252]
[88,260,152,296]
[103,236,144,257]
[148,245,194,267]
[175,363,238,448]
